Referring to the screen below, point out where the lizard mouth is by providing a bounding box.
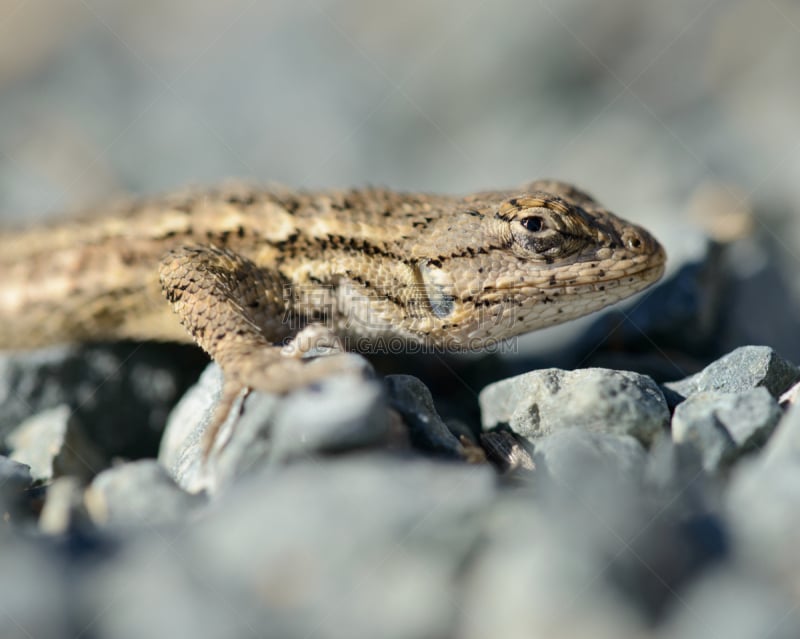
[557,244,667,291]
[459,256,667,343]
[481,252,667,296]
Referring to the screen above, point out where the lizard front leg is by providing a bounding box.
[158,245,365,454]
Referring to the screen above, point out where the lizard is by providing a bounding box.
[0,179,666,451]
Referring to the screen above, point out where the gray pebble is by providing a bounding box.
[0,456,34,523]
[480,368,669,446]
[158,363,227,493]
[721,388,782,450]
[720,392,800,600]
[84,542,241,639]
[460,501,643,639]
[151,457,493,639]
[269,375,388,461]
[462,453,725,637]
[385,374,464,458]
[664,345,800,400]
[39,476,90,535]
[671,389,781,472]
[211,374,388,490]
[84,460,205,528]
[201,390,276,492]
[643,436,707,513]
[0,343,206,459]
[6,405,106,482]
[672,403,735,474]
[480,430,534,473]
[162,356,386,494]
[726,402,800,590]
[660,567,800,639]
[533,429,646,489]
[727,459,800,589]
[0,455,33,495]
[760,401,800,468]
[0,537,68,639]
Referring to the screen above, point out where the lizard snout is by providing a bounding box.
[620,224,666,264]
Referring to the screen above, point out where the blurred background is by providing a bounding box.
[1,0,799,367]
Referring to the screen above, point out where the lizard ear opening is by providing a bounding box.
[415,259,456,319]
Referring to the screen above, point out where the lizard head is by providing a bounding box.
[409,181,666,349]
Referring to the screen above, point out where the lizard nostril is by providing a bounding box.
[622,228,647,253]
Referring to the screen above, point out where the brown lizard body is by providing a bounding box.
[0,180,665,437]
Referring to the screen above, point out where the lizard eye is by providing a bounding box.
[510,210,587,260]
[520,216,544,233]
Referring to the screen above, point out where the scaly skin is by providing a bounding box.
[0,179,666,453]
[0,179,665,356]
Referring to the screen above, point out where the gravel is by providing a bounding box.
[384,374,465,459]
[664,345,800,400]
[160,358,387,493]
[0,343,207,460]
[671,388,781,472]
[480,367,670,446]
[0,455,33,498]
[6,405,106,482]
[0,343,798,637]
[84,460,206,529]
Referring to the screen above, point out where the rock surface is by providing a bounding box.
[671,389,781,472]
[0,344,798,638]
[0,455,33,499]
[385,374,465,459]
[480,367,669,446]
[533,429,647,488]
[38,476,90,535]
[88,457,497,639]
[160,358,388,493]
[760,400,800,468]
[0,343,207,459]
[6,405,106,481]
[664,345,800,400]
[84,460,205,528]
